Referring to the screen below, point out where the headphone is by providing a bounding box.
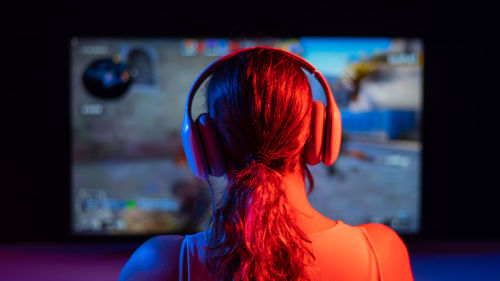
[182,47,342,180]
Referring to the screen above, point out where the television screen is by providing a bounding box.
[70,37,423,235]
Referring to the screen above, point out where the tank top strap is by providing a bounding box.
[179,235,189,281]
[360,226,383,281]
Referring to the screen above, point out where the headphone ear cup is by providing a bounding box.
[181,111,209,179]
[306,101,326,165]
[323,103,342,166]
[196,113,226,177]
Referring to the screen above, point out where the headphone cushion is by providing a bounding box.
[196,114,226,177]
[306,101,326,165]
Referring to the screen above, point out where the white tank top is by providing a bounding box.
[178,220,382,281]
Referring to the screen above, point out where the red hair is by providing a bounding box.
[203,47,316,281]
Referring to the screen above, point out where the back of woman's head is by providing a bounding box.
[204,47,316,281]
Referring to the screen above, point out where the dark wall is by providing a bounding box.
[3,3,498,241]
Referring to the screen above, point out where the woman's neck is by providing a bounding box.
[282,169,315,218]
[281,164,337,233]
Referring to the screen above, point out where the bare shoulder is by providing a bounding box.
[118,235,185,281]
[360,223,414,281]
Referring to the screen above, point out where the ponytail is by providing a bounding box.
[204,157,315,281]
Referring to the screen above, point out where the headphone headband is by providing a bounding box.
[185,47,335,122]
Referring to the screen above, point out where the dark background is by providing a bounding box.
[3,2,498,242]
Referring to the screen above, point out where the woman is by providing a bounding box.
[118,47,414,281]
